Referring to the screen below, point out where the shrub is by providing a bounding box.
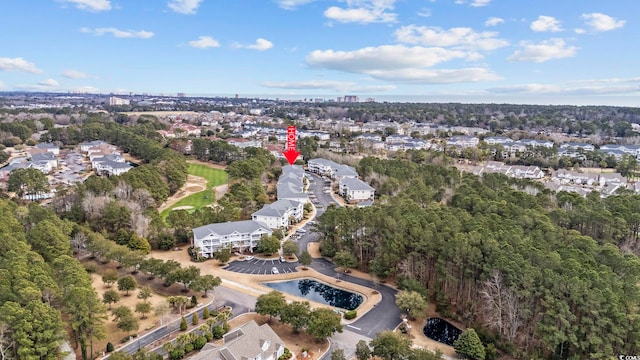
[180,317,188,331]
[184,343,194,353]
[204,331,213,342]
[192,312,199,325]
[344,310,357,320]
[169,347,185,360]
[84,263,99,273]
[202,307,210,319]
[212,325,225,339]
[223,322,230,333]
[193,335,207,350]
[191,295,197,306]
[120,336,132,344]
[106,342,114,353]
[278,348,292,360]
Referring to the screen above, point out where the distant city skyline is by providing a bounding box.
[0,0,638,106]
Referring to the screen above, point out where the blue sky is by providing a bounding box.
[0,0,638,105]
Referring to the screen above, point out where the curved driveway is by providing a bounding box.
[302,173,402,338]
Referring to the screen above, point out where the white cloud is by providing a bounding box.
[508,38,577,63]
[470,0,490,7]
[305,45,498,84]
[488,78,640,95]
[72,86,100,93]
[582,13,625,32]
[574,28,586,34]
[233,38,274,51]
[307,45,470,72]
[530,15,563,32]
[417,8,431,17]
[0,81,5,90]
[188,36,220,49]
[261,80,396,92]
[484,17,504,26]
[368,68,500,83]
[60,0,111,12]
[276,0,316,10]
[394,25,509,51]
[0,57,43,74]
[324,0,397,24]
[38,79,59,87]
[62,69,89,79]
[167,0,203,14]
[81,27,154,39]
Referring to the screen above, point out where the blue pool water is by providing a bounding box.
[264,279,363,310]
[423,318,462,346]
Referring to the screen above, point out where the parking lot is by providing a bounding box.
[224,258,299,275]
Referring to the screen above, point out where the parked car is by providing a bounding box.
[245,256,254,261]
[280,256,286,262]
[271,267,279,274]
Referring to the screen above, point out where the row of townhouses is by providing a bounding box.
[307,158,375,205]
[0,142,60,181]
[81,140,134,176]
[462,160,632,198]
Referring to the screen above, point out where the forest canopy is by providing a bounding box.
[317,156,640,359]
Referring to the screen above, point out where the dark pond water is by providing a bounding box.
[263,278,363,310]
[423,317,462,346]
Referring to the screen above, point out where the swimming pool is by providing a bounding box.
[263,278,363,310]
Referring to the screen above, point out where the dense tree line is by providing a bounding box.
[316,157,640,359]
[0,201,106,360]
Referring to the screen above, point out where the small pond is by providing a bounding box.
[423,317,462,346]
[263,278,363,310]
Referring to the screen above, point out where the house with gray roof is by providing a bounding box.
[307,158,358,180]
[276,165,307,203]
[94,159,133,176]
[192,220,272,258]
[252,199,303,230]
[80,140,108,152]
[30,152,57,173]
[35,142,60,155]
[0,161,29,181]
[189,320,285,360]
[447,135,479,148]
[483,136,513,146]
[339,177,375,203]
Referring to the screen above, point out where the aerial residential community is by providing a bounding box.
[1,91,640,360]
[2,0,639,360]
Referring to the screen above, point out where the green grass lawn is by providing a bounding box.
[161,163,228,219]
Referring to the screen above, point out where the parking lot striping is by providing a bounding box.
[347,325,362,330]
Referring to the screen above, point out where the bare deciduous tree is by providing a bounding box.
[480,271,522,343]
[81,193,109,220]
[0,322,15,360]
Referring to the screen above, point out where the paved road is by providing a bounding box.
[303,171,404,354]
[224,257,299,275]
[324,329,372,360]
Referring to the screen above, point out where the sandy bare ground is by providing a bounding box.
[89,273,176,356]
[158,174,207,212]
